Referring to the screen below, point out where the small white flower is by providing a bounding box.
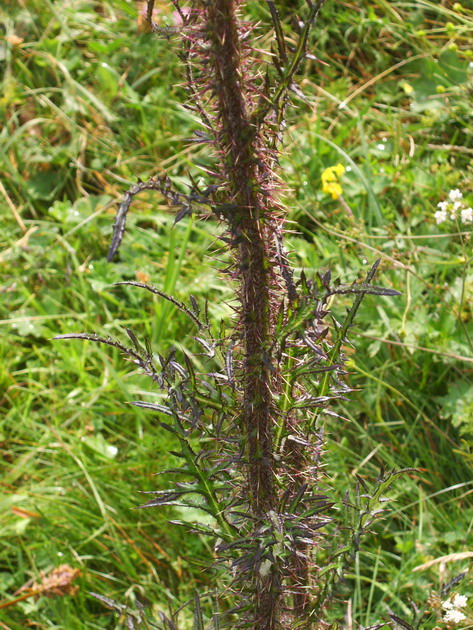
[450,200,462,219]
[443,609,466,623]
[460,207,473,224]
[437,200,449,211]
[449,188,463,202]
[443,598,455,610]
[434,209,448,224]
[453,594,468,608]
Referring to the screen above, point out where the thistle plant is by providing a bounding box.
[56,1,402,627]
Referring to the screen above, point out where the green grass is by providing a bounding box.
[1,0,473,627]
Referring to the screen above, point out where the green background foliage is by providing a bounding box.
[0,0,472,627]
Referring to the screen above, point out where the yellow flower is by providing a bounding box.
[321,163,345,200]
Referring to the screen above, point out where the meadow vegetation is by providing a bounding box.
[0,0,473,628]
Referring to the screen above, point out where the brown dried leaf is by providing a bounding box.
[5,35,24,46]
[32,564,81,598]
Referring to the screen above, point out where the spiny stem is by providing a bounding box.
[206,0,281,625]
[206,0,277,516]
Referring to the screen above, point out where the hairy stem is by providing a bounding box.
[207,0,276,517]
[206,0,281,626]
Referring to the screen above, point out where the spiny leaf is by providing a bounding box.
[131,401,174,416]
[108,176,174,261]
[389,614,414,630]
[54,333,139,360]
[194,336,216,357]
[328,284,401,297]
[267,2,287,64]
[441,570,467,596]
[125,327,143,354]
[368,469,416,507]
[116,281,203,328]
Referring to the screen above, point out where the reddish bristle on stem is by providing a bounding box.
[203,1,282,626]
